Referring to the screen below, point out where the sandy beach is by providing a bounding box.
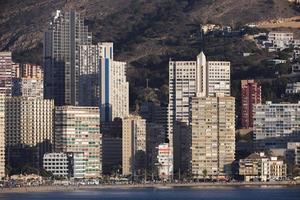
[0,182,299,194]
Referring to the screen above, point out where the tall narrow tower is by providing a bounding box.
[44,10,92,106]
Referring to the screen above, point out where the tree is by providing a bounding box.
[202,169,208,182]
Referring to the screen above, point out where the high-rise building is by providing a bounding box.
[253,101,300,149]
[241,80,261,129]
[101,118,122,175]
[0,95,5,179]
[79,44,100,106]
[0,52,13,96]
[78,42,129,121]
[168,52,231,174]
[99,42,129,122]
[44,10,92,106]
[55,106,102,178]
[122,115,146,176]
[190,94,235,178]
[5,97,54,168]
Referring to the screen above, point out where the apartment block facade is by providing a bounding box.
[0,95,5,179]
[190,94,235,178]
[55,106,102,178]
[0,52,13,96]
[122,115,146,176]
[168,52,231,175]
[5,97,54,168]
[253,101,300,149]
[241,80,261,129]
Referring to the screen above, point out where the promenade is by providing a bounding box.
[0,181,299,194]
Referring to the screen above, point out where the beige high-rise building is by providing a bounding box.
[5,97,54,168]
[122,115,146,176]
[55,106,102,178]
[0,95,5,179]
[190,94,235,178]
[168,52,231,175]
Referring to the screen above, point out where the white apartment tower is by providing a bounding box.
[168,52,231,174]
[79,43,129,121]
[99,42,129,122]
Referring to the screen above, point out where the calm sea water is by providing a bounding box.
[0,187,300,200]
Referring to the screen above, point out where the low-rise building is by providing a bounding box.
[286,82,300,94]
[43,152,85,179]
[239,152,287,181]
[157,143,173,180]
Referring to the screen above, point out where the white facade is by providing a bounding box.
[157,143,173,180]
[207,61,231,96]
[286,82,300,94]
[267,32,294,51]
[254,101,300,149]
[13,78,44,98]
[43,153,69,177]
[98,42,129,122]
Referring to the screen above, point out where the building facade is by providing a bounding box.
[157,143,173,180]
[55,106,101,178]
[101,119,122,175]
[190,94,235,178]
[98,42,129,122]
[239,152,287,182]
[253,101,300,149]
[12,64,44,98]
[285,82,300,94]
[0,95,5,179]
[44,10,92,106]
[0,52,13,96]
[43,152,85,179]
[122,115,146,176]
[79,44,100,106]
[168,52,231,175]
[5,97,54,168]
[241,80,261,129]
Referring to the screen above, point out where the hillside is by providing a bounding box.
[0,0,299,115]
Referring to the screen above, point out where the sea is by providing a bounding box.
[0,187,299,200]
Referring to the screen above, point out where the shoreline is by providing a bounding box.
[0,182,299,194]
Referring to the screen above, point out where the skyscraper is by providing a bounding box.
[99,42,129,122]
[122,115,146,176]
[0,52,13,96]
[190,94,235,178]
[78,42,129,121]
[55,106,102,178]
[79,44,100,106]
[0,95,5,179]
[5,97,54,168]
[241,80,261,129]
[168,52,231,174]
[44,10,92,106]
